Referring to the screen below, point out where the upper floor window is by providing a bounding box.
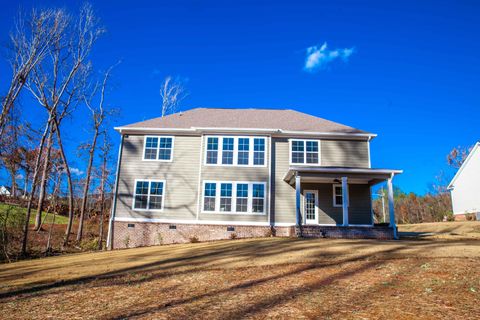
[133,180,165,211]
[333,184,343,207]
[290,139,320,165]
[205,136,266,166]
[143,136,174,161]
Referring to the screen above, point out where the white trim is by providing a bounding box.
[303,189,319,225]
[142,135,175,162]
[201,181,267,215]
[367,137,372,168]
[289,139,321,166]
[132,179,166,212]
[448,142,480,189]
[196,134,204,220]
[332,184,343,207]
[268,135,272,225]
[203,135,267,167]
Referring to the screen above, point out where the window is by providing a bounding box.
[290,140,320,165]
[222,138,234,165]
[220,183,232,212]
[204,136,266,166]
[253,138,265,165]
[143,136,173,161]
[333,185,343,207]
[237,138,250,165]
[202,181,266,214]
[252,184,265,213]
[133,180,165,210]
[203,182,217,211]
[236,183,248,212]
[206,137,219,164]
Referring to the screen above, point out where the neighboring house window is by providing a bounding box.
[236,183,249,212]
[333,185,343,207]
[204,136,266,166]
[253,138,265,165]
[237,138,250,165]
[206,137,219,164]
[290,139,320,164]
[220,183,233,212]
[143,136,174,161]
[222,138,234,165]
[133,180,165,210]
[252,183,265,213]
[203,182,217,211]
[202,181,266,214]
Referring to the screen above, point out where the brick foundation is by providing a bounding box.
[297,225,395,240]
[113,221,396,249]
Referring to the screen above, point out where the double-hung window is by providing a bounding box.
[143,136,174,161]
[333,185,343,207]
[133,180,165,210]
[290,139,320,165]
[202,181,266,214]
[205,136,266,166]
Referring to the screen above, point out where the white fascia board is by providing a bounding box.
[114,126,376,139]
[447,142,480,190]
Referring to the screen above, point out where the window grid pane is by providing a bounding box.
[222,138,234,165]
[220,183,232,212]
[252,184,265,213]
[305,193,316,220]
[236,184,248,212]
[206,138,219,164]
[204,182,216,211]
[238,138,250,165]
[144,137,158,160]
[158,137,173,160]
[253,138,265,165]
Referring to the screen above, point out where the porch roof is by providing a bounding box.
[283,167,403,186]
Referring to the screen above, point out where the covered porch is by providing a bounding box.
[283,167,403,239]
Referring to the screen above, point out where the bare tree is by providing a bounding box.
[21,4,105,255]
[0,9,63,137]
[77,66,115,242]
[447,145,473,169]
[160,76,187,117]
[97,133,113,250]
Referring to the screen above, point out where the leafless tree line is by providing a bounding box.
[0,4,118,258]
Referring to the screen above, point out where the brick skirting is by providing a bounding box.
[112,221,396,249]
[297,225,395,240]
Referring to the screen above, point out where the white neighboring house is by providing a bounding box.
[0,186,12,196]
[448,142,480,220]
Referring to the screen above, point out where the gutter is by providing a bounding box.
[106,134,125,250]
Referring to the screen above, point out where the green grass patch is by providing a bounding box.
[0,203,69,226]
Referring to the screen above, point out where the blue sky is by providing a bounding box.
[0,0,479,194]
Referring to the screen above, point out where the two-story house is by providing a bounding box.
[106,108,402,249]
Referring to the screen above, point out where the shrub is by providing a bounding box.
[229,232,237,240]
[465,213,476,221]
[80,238,100,251]
[123,235,130,248]
[189,235,199,243]
[155,232,163,245]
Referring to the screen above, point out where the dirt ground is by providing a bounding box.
[0,222,479,319]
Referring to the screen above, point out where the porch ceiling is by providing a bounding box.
[283,166,403,186]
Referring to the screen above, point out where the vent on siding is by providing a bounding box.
[169,225,177,230]
[127,223,135,228]
[227,226,235,232]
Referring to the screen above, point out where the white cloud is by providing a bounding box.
[15,174,24,180]
[304,42,355,72]
[70,167,84,176]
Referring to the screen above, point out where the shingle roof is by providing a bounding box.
[120,108,370,134]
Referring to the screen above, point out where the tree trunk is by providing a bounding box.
[52,120,75,248]
[23,169,29,197]
[34,128,54,230]
[21,119,51,256]
[98,151,107,250]
[10,172,17,198]
[77,130,99,242]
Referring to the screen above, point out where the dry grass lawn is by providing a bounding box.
[0,221,479,319]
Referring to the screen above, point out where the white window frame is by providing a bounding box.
[132,179,166,211]
[333,184,345,208]
[289,139,321,165]
[201,181,266,215]
[142,136,175,162]
[203,136,267,167]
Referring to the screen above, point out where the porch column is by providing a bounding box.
[295,174,302,226]
[387,174,398,239]
[342,177,349,226]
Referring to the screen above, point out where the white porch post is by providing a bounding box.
[387,174,398,239]
[342,177,349,226]
[295,174,302,226]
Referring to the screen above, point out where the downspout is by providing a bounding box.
[106,134,125,250]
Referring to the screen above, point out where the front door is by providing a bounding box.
[304,190,318,224]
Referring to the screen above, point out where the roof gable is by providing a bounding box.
[119,108,371,135]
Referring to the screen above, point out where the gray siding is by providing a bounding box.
[272,138,296,224]
[321,140,370,168]
[116,134,201,220]
[199,135,270,223]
